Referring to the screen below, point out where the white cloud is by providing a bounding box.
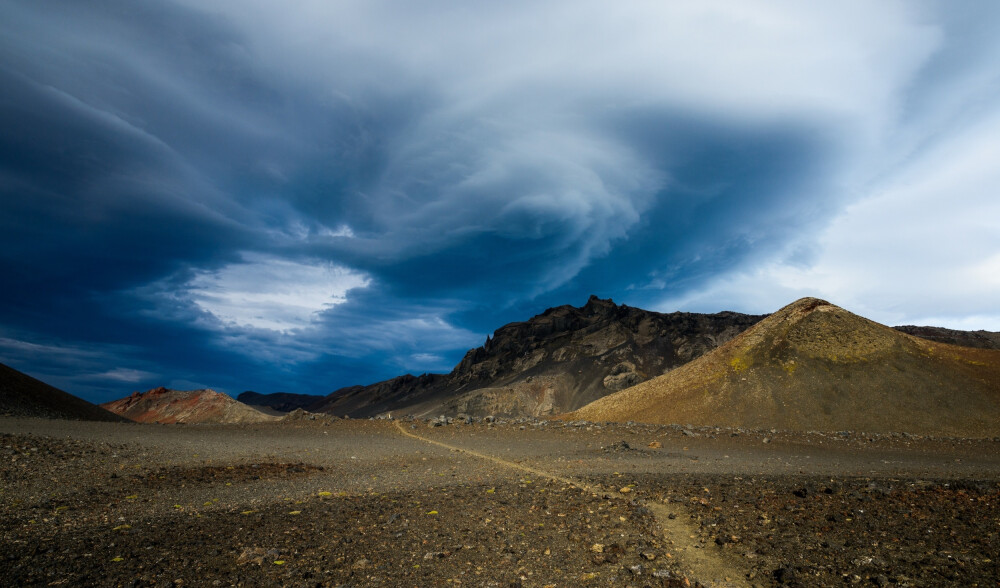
[89,368,157,383]
[166,0,944,300]
[657,101,1000,330]
[186,253,371,332]
[319,224,355,239]
[199,0,936,119]
[401,353,447,373]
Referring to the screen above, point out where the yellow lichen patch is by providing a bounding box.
[317,491,333,497]
[112,524,131,531]
[729,356,750,372]
[782,361,797,374]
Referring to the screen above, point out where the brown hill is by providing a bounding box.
[313,296,766,418]
[101,387,279,424]
[569,298,1000,437]
[0,362,127,422]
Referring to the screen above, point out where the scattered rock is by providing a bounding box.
[603,440,631,452]
[773,565,796,584]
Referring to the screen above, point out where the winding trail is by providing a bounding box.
[394,421,751,587]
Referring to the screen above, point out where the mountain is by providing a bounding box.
[893,325,1000,350]
[0,362,127,422]
[101,387,279,424]
[237,391,325,413]
[569,298,1000,437]
[313,295,766,418]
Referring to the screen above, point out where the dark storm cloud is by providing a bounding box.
[1,1,997,401]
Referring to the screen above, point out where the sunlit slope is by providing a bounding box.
[570,298,1000,437]
[102,387,279,424]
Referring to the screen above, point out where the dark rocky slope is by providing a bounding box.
[0,362,127,422]
[894,325,1000,349]
[313,296,766,418]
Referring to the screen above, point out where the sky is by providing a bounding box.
[1,1,998,403]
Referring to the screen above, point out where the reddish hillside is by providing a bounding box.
[101,387,278,424]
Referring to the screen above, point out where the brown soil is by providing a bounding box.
[2,416,998,587]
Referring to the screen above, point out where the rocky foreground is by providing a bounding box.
[1,417,998,587]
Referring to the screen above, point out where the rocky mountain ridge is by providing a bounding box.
[312,295,766,418]
[173,297,1000,422]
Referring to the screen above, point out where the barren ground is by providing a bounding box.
[1,416,998,587]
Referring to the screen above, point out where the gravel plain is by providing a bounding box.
[1,416,998,587]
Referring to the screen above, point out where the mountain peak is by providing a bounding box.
[315,298,766,418]
[785,297,833,312]
[582,294,616,314]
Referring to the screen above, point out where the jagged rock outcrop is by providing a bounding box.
[313,295,766,418]
[101,387,279,424]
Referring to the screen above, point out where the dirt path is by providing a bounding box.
[394,421,751,587]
